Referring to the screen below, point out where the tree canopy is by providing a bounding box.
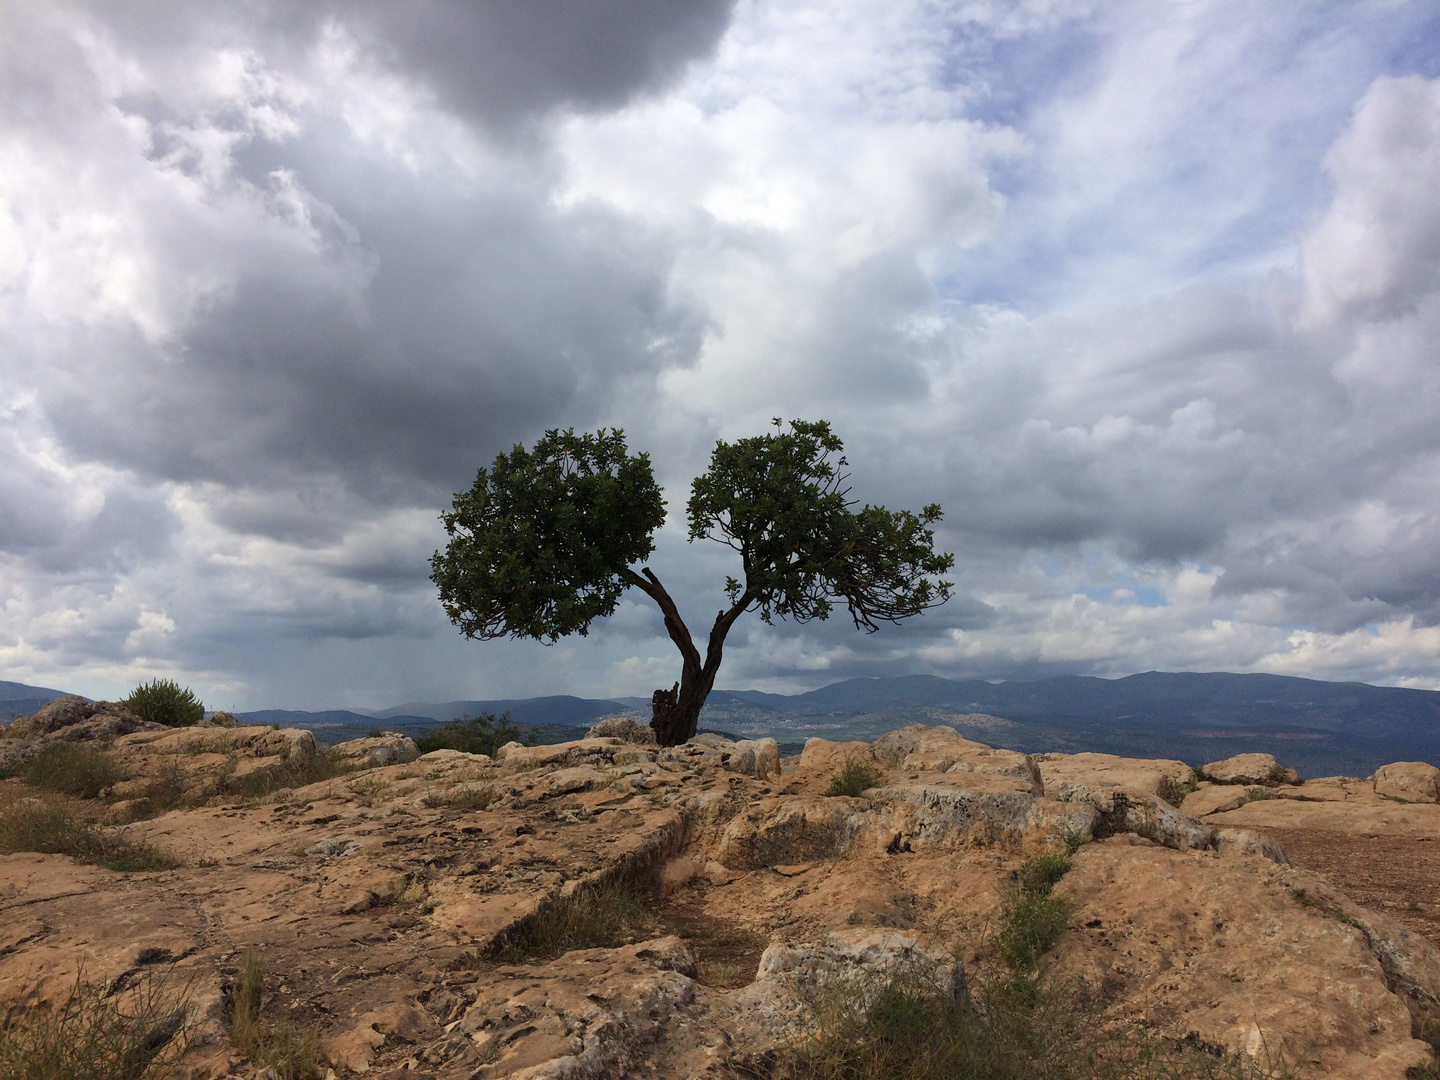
[432,419,954,745]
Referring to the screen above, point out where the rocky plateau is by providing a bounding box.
[2,698,1439,1079]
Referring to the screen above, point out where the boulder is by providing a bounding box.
[106,724,318,801]
[1201,752,1298,786]
[716,797,865,869]
[1179,783,1248,817]
[657,734,781,779]
[1038,752,1192,805]
[889,726,1040,790]
[730,930,962,1051]
[796,738,879,776]
[0,697,171,772]
[1374,761,1440,804]
[585,716,657,744]
[327,732,419,769]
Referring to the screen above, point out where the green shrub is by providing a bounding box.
[21,744,119,799]
[0,800,179,872]
[414,712,534,757]
[826,759,882,798]
[492,879,656,963]
[0,970,191,1080]
[224,950,324,1080]
[123,680,204,728]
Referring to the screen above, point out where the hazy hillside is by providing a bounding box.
[0,680,75,721]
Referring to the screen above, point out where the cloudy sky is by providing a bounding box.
[4,1,1440,710]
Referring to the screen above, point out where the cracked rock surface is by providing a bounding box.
[1,716,1437,1079]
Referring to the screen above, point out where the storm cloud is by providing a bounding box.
[3,1,1440,709]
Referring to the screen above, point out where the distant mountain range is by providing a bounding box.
[3,671,1437,778]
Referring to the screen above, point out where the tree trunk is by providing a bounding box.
[648,670,716,747]
[623,566,750,748]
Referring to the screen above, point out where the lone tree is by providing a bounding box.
[431,420,954,746]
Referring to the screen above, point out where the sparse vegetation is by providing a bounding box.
[415,711,535,757]
[1157,772,1197,808]
[224,950,325,1080]
[123,679,204,728]
[0,800,179,872]
[21,744,119,799]
[996,854,1075,975]
[764,852,1294,1080]
[220,746,349,801]
[491,879,657,963]
[0,970,192,1080]
[826,759,882,798]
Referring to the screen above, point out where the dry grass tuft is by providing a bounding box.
[0,970,192,1080]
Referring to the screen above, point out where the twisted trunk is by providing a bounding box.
[621,567,752,746]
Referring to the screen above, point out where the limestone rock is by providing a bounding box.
[106,724,318,802]
[1212,827,1290,863]
[730,929,962,1052]
[1202,752,1299,786]
[888,726,1040,790]
[1209,796,1440,837]
[2,723,1435,1080]
[0,697,169,771]
[585,716,657,744]
[796,738,879,776]
[1053,838,1436,1078]
[1179,782,1248,817]
[716,797,864,869]
[658,733,781,779]
[1038,752,1192,805]
[1374,761,1440,804]
[327,731,418,769]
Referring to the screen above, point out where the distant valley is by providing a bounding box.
[5,671,1438,778]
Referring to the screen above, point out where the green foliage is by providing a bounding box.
[224,950,324,1080]
[1019,852,1073,894]
[21,744,119,799]
[491,879,657,963]
[0,970,191,1080]
[825,759,882,797]
[688,419,954,630]
[123,679,204,728]
[1157,773,1196,808]
[414,712,535,757]
[765,966,1295,1080]
[431,420,954,745]
[431,428,666,642]
[0,800,179,872]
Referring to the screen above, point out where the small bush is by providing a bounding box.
[224,950,325,1080]
[1157,772,1196,808]
[123,680,204,728]
[492,879,657,963]
[826,759,882,798]
[414,712,535,757]
[0,970,191,1080]
[22,744,119,799]
[0,800,179,872]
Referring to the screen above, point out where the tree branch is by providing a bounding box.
[621,566,702,674]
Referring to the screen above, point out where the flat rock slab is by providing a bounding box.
[1210,798,1440,837]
